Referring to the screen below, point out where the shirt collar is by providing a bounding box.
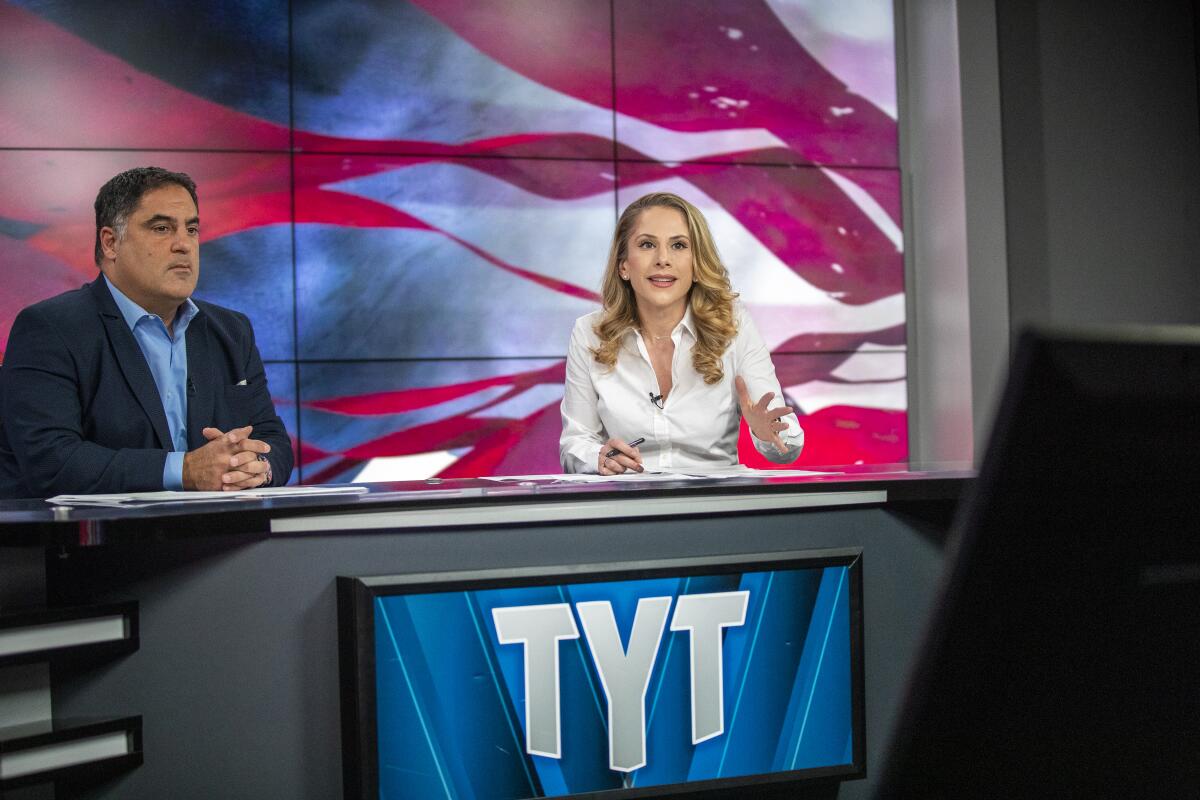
[629,306,697,343]
[678,306,697,339]
[104,274,199,332]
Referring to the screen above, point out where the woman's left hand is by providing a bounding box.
[735,376,792,453]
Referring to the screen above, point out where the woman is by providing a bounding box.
[559,192,803,475]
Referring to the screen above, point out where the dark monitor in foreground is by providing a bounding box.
[877,328,1200,797]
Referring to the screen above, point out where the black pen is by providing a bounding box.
[605,438,645,459]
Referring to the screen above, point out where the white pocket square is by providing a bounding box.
[236,379,248,386]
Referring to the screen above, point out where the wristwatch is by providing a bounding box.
[257,454,273,487]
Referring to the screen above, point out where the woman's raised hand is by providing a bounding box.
[735,375,792,453]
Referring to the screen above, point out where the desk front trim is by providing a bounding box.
[270,489,889,533]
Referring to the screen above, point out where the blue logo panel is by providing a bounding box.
[373,565,855,798]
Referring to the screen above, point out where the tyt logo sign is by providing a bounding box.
[492,591,749,772]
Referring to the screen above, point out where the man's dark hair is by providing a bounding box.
[93,167,199,266]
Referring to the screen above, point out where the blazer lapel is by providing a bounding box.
[185,313,214,450]
[92,279,173,450]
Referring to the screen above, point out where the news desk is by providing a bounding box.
[0,467,969,800]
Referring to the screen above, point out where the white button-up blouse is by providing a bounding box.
[559,302,804,473]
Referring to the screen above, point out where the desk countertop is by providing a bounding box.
[0,463,973,546]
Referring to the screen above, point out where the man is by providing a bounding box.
[0,167,293,499]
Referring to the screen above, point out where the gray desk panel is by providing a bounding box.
[47,503,951,800]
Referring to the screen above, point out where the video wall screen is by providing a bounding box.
[338,549,865,798]
[0,0,904,482]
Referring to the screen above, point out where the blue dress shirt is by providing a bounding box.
[104,276,199,489]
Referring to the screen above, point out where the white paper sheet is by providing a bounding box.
[483,465,832,483]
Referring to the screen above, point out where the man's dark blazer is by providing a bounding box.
[0,276,293,499]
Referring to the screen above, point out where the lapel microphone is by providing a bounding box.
[648,391,665,409]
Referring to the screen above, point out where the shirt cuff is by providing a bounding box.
[750,427,804,464]
[561,441,600,474]
[163,451,185,490]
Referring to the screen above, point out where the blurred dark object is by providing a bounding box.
[877,327,1200,798]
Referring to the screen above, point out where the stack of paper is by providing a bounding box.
[46,485,370,508]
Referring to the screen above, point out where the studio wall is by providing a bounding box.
[0,0,904,482]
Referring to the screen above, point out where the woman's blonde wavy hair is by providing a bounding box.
[591,192,738,384]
